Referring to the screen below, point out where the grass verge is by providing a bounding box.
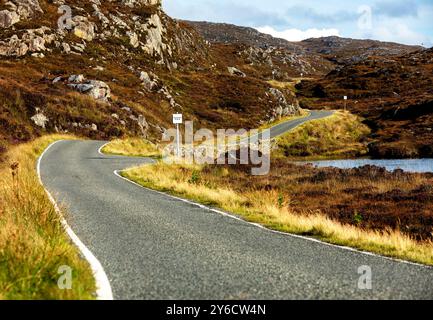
[101,138,162,158]
[0,135,96,299]
[122,162,433,266]
[274,110,371,159]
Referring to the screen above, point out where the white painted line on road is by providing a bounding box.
[97,142,110,156]
[37,140,114,300]
[114,169,432,270]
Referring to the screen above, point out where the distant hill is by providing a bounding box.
[186,21,421,65]
[182,21,301,51]
[300,36,423,64]
[297,48,433,158]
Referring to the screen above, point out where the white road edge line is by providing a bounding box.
[37,140,114,300]
[97,142,109,156]
[113,169,432,270]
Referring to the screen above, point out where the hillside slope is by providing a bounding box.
[0,0,302,153]
[186,21,420,67]
[297,48,433,158]
[300,36,422,65]
[186,20,431,158]
[1,2,431,160]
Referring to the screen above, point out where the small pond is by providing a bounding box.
[302,159,433,173]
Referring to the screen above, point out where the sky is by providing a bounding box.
[163,0,433,47]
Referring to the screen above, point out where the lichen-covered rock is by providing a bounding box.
[68,74,85,83]
[72,16,96,42]
[139,71,159,91]
[0,10,20,28]
[65,75,111,101]
[13,0,43,19]
[0,26,56,57]
[121,0,161,7]
[69,80,111,101]
[0,35,28,56]
[0,0,43,29]
[31,109,49,129]
[228,66,246,77]
[268,88,301,121]
[130,114,150,137]
[127,31,139,48]
[140,13,169,60]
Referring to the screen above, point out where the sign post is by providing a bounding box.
[173,113,183,157]
[343,96,348,111]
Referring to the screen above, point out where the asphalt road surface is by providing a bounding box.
[39,117,433,299]
[243,110,333,145]
[269,110,334,139]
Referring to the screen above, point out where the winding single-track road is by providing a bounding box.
[39,112,433,299]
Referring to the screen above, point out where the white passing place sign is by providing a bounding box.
[344,96,348,100]
[173,114,183,124]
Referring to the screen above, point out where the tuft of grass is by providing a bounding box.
[122,162,433,266]
[188,170,201,185]
[0,135,96,300]
[274,110,371,159]
[277,193,285,209]
[353,211,363,225]
[101,138,162,158]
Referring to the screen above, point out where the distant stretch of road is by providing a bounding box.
[247,110,334,144]
[270,110,334,138]
[39,114,433,299]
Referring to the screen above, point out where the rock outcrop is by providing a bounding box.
[268,88,301,121]
[0,26,56,57]
[72,16,96,42]
[0,10,20,28]
[57,74,112,101]
[0,0,176,67]
[228,66,246,77]
[0,0,43,29]
[30,109,49,129]
[139,71,159,91]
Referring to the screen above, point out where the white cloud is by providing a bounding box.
[374,24,427,45]
[355,21,432,46]
[256,26,340,42]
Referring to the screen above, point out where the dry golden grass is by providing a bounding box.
[274,110,371,159]
[267,78,315,92]
[267,79,298,92]
[0,135,95,300]
[101,138,162,158]
[123,162,433,266]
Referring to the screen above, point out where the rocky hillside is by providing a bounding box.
[2,2,431,160]
[187,21,420,66]
[300,36,421,65]
[0,0,303,153]
[185,21,301,50]
[187,21,334,78]
[297,48,433,158]
[187,20,433,159]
